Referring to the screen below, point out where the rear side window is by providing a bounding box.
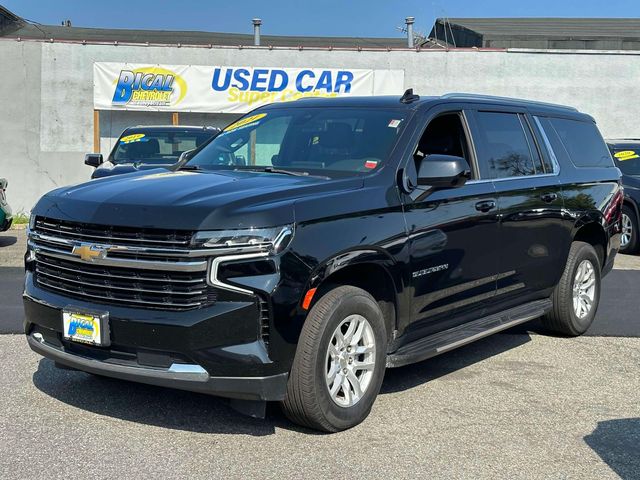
[546,118,613,168]
[474,111,538,179]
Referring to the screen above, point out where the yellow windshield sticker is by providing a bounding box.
[614,150,640,161]
[224,113,267,132]
[120,133,146,144]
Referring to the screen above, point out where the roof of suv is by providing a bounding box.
[262,92,588,118]
[607,139,640,146]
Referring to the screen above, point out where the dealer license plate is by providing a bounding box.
[62,310,108,346]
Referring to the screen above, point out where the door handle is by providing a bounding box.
[475,200,496,213]
[540,192,558,203]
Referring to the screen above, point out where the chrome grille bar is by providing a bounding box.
[35,256,205,284]
[35,268,206,296]
[36,277,208,309]
[35,217,192,248]
[29,241,208,272]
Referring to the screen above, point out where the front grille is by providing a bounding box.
[33,217,194,249]
[34,253,215,310]
[29,217,217,311]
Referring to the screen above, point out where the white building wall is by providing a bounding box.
[1,38,639,212]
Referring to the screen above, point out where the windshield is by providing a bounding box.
[111,130,215,165]
[613,149,640,175]
[186,107,409,175]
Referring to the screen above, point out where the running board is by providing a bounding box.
[386,299,552,368]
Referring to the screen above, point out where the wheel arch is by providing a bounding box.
[573,220,608,267]
[303,250,400,342]
[623,195,639,220]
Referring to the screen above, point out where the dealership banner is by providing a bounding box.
[93,63,405,114]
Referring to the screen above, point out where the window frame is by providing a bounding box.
[466,107,562,184]
[407,107,481,181]
[470,109,541,180]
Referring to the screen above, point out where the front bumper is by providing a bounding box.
[27,333,288,401]
[24,273,289,401]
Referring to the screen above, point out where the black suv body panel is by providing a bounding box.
[24,95,622,403]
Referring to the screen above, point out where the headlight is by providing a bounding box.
[193,225,294,254]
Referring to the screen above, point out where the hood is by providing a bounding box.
[91,161,172,178]
[34,169,362,230]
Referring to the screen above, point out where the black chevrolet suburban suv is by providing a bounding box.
[24,92,622,432]
[606,140,640,253]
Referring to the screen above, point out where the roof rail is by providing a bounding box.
[440,93,578,111]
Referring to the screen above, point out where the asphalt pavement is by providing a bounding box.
[1,333,638,479]
[1,229,639,478]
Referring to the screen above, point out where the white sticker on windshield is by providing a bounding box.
[388,119,402,128]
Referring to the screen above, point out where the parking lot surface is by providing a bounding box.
[1,333,638,479]
[1,228,640,479]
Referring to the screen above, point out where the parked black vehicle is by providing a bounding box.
[606,140,640,254]
[25,92,622,432]
[85,125,220,179]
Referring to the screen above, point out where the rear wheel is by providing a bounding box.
[620,205,639,254]
[542,241,601,336]
[281,285,387,432]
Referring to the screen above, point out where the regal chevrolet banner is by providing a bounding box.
[93,63,405,113]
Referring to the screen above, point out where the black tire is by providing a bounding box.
[542,241,601,336]
[281,285,387,432]
[620,205,639,254]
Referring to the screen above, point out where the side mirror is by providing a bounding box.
[417,154,471,189]
[84,153,103,168]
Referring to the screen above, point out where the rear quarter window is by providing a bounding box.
[545,117,613,168]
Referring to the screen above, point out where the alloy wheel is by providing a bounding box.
[621,213,633,249]
[572,259,596,319]
[325,314,376,408]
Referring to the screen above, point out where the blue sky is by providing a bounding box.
[3,0,640,37]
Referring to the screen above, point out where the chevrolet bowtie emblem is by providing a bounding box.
[71,243,109,262]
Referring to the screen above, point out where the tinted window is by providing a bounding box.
[475,111,537,179]
[547,118,613,168]
[189,107,409,176]
[112,129,215,164]
[612,149,640,175]
[414,113,475,179]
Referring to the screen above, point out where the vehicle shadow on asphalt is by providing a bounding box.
[31,359,308,437]
[0,235,17,247]
[32,329,535,436]
[381,331,533,394]
[584,418,640,479]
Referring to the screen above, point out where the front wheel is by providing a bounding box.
[542,241,601,336]
[281,285,387,432]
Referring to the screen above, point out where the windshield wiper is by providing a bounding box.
[242,166,328,178]
[178,165,203,171]
[263,167,310,177]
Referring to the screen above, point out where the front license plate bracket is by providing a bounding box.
[62,308,110,347]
